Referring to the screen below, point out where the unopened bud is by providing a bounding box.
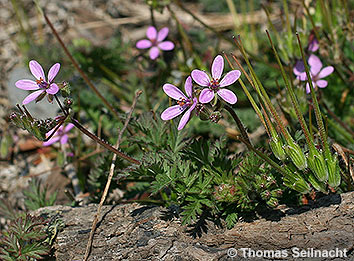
[327,155,341,188]
[269,136,286,161]
[283,142,307,170]
[308,149,328,182]
[196,103,210,121]
[209,111,222,123]
[267,197,279,208]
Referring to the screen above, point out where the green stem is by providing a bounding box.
[266,31,314,149]
[237,136,288,177]
[296,33,331,158]
[234,36,292,142]
[224,105,251,145]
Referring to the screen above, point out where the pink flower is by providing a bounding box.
[294,55,334,94]
[308,37,319,52]
[136,26,174,60]
[161,76,198,130]
[43,123,74,146]
[293,60,307,81]
[191,55,240,104]
[15,60,60,105]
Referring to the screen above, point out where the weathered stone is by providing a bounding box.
[33,192,354,260]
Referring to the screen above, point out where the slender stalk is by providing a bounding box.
[84,90,142,261]
[54,95,68,116]
[296,33,331,158]
[301,0,321,41]
[223,53,267,133]
[224,105,251,145]
[266,31,314,148]
[234,36,291,142]
[43,118,66,142]
[70,118,140,165]
[237,136,288,177]
[43,13,122,124]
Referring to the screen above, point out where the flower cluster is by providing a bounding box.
[15,60,61,104]
[293,54,334,94]
[161,55,241,130]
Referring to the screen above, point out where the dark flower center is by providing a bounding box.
[36,78,49,89]
[151,38,157,46]
[210,78,220,91]
[177,97,191,109]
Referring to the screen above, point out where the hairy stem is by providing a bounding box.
[70,118,140,165]
[224,105,251,145]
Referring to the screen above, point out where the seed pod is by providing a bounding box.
[327,155,341,188]
[307,149,328,182]
[283,142,307,170]
[269,136,286,161]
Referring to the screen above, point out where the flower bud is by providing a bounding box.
[307,149,328,182]
[266,197,279,208]
[327,155,341,188]
[283,169,311,194]
[307,173,327,193]
[283,142,307,170]
[196,103,210,121]
[209,111,222,123]
[269,136,286,161]
[9,112,24,129]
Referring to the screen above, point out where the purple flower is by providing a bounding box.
[294,55,334,94]
[191,55,240,104]
[43,123,74,146]
[161,76,198,130]
[293,60,307,81]
[308,37,319,52]
[15,60,60,105]
[136,26,174,60]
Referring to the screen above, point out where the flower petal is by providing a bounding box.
[161,105,185,120]
[158,41,174,51]
[191,70,210,87]
[22,90,44,105]
[199,88,214,104]
[316,80,328,88]
[178,102,196,130]
[308,38,319,52]
[163,84,187,100]
[29,60,45,81]
[318,66,334,79]
[211,55,224,80]
[136,39,152,49]
[15,80,39,90]
[217,88,237,104]
[149,46,160,60]
[46,126,61,139]
[305,82,316,94]
[64,123,75,132]
[157,27,169,42]
[42,136,60,146]
[48,63,60,83]
[60,134,69,145]
[219,70,241,87]
[308,54,322,75]
[146,26,157,40]
[184,76,193,98]
[46,83,59,95]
